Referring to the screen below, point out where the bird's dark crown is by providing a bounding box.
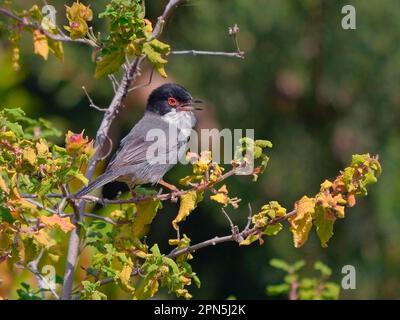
[146,83,193,115]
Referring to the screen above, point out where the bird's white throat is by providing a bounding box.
[161,109,196,138]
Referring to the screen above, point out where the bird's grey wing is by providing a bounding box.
[107,113,173,170]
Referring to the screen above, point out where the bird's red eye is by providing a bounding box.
[168,97,177,106]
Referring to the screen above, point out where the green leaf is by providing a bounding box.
[313,207,334,248]
[0,207,16,224]
[142,39,171,78]
[132,198,162,239]
[269,258,290,272]
[94,50,125,79]
[73,172,89,186]
[292,260,306,271]
[266,283,290,296]
[314,261,332,277]
[263,223,282,236]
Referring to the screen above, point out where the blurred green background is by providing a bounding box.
[1,0,400,299]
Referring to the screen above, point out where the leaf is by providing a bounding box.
[266,283,290,296]
[40,215,75,233]
[119,264,135,293]
[314,261,332,277]
[263,223,282,236]
[142,39,171,78]
[48,38,64,61]
[172,191,203,230]
[33,229,56,248]
[23,148,37,166]
[132,199,162,239]
[269,258,290,271]
[36,139,49,155]
[73,172,89,186]
[239,234,260,246]
[95,50,125,79]
[0,175,10,194]
[210,193,229,205]
[289,196,315,248]
[313,207,334,248]
[32,30,49,60]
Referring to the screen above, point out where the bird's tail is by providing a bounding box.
[73,171,120,198]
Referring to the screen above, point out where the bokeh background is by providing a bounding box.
[1,0,400,299]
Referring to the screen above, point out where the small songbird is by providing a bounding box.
[74,83,203,198]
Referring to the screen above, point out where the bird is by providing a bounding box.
[73,83,203,198]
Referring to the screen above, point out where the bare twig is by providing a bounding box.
[26,249,60,299]
[82,86,107,112]
[108,75,120,93]
[24,198,58,215]
[128,67,154,92]
[244,203,253,231]
[83,212,123,226]
[171,50,244,58]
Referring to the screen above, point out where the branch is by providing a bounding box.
[171,50,244,58]
[0,7,95,46]
[166,209,297,259]
[26,249,60,300]
[82,86,107,112]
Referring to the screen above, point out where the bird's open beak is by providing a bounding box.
[177,98,204,111]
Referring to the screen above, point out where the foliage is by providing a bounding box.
[0,0,382,300]
[266,259,340,300]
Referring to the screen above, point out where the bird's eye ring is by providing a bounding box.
[168,97,177,106]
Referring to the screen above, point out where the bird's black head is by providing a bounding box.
[146,83,203,115]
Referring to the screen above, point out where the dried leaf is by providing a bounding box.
[33,30,49,60]
[41,215,75,233]
[289,196,315,248]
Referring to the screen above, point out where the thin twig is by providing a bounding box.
[171,50,244,58]
[82,86,107,112]
[108,75,120,93]
[26,249,60,300]
[25,198,58,215]
[128,67,154,92]
[244,203,253,231]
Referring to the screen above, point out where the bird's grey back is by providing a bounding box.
[107,111,193,185]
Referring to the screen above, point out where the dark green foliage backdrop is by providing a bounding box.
[1,0,399,299]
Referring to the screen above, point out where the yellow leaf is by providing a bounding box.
[73,172,89,186]
[119,264,135,293]
[36,139,49,155]
[172,191,203,230]
[132,199,162,239]
[33,30,49,60]
[34,229,56,248]
[210,193,229,205]
[41,215,75,233]
[217,184,228,194]
[289,196,315,248]
[48,38,64,61]
[0,130,16,141]
[0,176,9,194]
[320,179,333,190]
[23,147,37,166]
